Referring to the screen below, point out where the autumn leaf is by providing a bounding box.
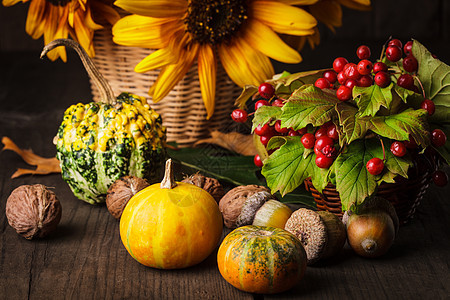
[194,131,258,156]
[1,136,61,178]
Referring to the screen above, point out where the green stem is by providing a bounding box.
[40,38,116,105]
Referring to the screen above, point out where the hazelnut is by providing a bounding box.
[6,184,62,240]
[284,208,346,265]
[106,176,150,219]
[219,185,276,228]
[181,173,224,202]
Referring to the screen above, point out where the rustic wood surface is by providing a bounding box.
[1,45,450,299]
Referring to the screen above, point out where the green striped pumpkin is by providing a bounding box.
[217,225,307,294]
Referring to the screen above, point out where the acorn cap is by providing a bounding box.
[284,208,327,265]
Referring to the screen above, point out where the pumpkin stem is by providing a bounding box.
[40,39,116,105]
[161,159,177,189]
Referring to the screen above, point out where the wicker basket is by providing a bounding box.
[304,169,432,224]
[90,28,242,147]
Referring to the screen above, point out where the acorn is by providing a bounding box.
[284,208,347,265]
[344,196,399,258]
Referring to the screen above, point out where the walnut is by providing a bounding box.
[6,184,62,240]
[284,208,346,265]
[106,176,150,219]
[182,173,224,202]
[218,185,276,228]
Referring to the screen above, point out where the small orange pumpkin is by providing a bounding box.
[120,159,223,269]
[217,225,307,294]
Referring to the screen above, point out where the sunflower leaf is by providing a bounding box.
[281,85,339,130]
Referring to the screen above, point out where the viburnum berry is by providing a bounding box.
[323,70,338,84]
[327,123,339,140]
[404,136,418,149]
[431,129,447,147]
[337,71,347,85]
[315,78,331,89]
[231,109,248,123]
[288,129,300,136]
[397,73,415,90]
[366,157,384,175]
[254,123,272,136]
[314,136,334,156]
[254,154,264,167]
[345,79,357,90]
[255,99,270,111]
[336,85,352,101]
[386,45,403,62]
[432,170,448,187]
[390,141,407,157]
[258,82,275,99]
[374,71,391,88]
[274,120,289,134]
[373,61,388,73]
[260,133,274,146]
[403,41,413,56]
[315,154,334,169]
[315,126,328,139]
[321,144,337,158]
[421,99,435,115]
[272,98,285,107]
[344,63,361,80]
[357,59,373,75]
[298,127,307,135]
[402,55,418,73]
[301,133,316,149]
[333,57,349,73]
[388,38,403,49]
[358,75,373,87]
[356,45,371,60]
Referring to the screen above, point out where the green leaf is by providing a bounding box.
[262,136,314,196]
[334,139,380,210]
[281,85,339,130]
[370,108,430,147]
[353,83,394,117]
[251,105,282,132]
[234,85,258,109]
[336,103,372,144]
[268,69,326,98]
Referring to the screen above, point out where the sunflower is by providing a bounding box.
[289,0,371,51]
[112,0,318,119]
[3,0,120,61]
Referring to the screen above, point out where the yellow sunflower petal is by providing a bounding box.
[149,44,199,102]
[277,0,319,5]
[90,0,120,25]
[338,0,371,11]
[51,7,70,62]
[134,31,185,73]
[2,0,25,7]
[218,38,274,87]
[42,5,61,61]
[310,0,342,31]
[84,5,103,31]
[112,15,182,49]
[25,0,46,39]
[114,0,187,18]
[251,1,317,35]
[73,9,95,57]
[244,19,301,64]
[197,44,217,119]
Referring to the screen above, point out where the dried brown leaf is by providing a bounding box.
[194,131,257,156]
[1,137,61,178]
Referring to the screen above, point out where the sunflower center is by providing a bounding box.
[184,0,248,45]
[45,0,71,6]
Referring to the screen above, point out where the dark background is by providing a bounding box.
[1,0,449,116]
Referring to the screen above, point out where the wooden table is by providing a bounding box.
[1,51,449,300]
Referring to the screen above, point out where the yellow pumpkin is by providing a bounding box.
[120,159,223,269]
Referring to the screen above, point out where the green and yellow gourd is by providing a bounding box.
[42,39,166,204]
